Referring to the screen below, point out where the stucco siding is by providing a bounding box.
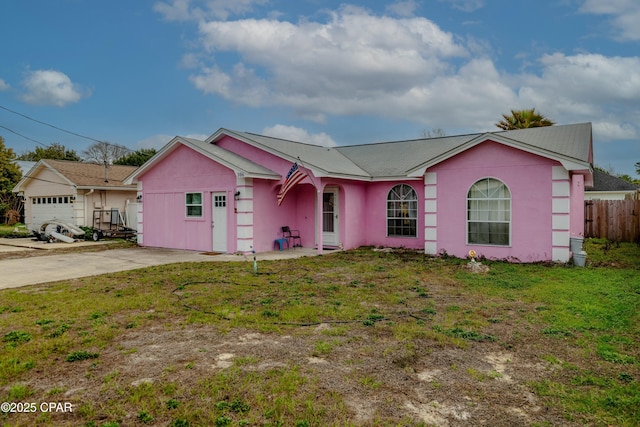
[138,145,236,252]
[429,141,557,262]
[363,181,424,250]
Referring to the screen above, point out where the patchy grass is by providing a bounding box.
[0,224,30,238]
[0,240,638,426]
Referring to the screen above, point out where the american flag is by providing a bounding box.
[277,162,306,206]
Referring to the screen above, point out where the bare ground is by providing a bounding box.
[6,279,583,427]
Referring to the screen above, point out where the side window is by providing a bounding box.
[467,178,511,246]
[186,192,203,217]
[387,184,418,237]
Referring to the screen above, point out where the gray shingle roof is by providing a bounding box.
[587,170,640,192]
[336,135,473,177]
[221,123,591,179]
[181,137,280,178]
[323,123,593,178]
[221,130,371,178]
[493,123,592,162]
[133,122,592,183]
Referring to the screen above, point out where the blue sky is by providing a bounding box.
[1,0,638,176]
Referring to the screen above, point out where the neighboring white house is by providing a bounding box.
[585,170,639,200]
[13,159,138,231]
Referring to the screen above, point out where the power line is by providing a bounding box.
[0,124,49,147]
[0,104,106,144]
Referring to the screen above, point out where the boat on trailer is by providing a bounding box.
[32,219,85,243]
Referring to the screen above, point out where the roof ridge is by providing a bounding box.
[226,130,371,177]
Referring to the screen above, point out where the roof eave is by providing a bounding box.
[77,185,137,191]
[125,135,281,184]
[208,128,346,177]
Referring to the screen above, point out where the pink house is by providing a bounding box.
[125,123,593,262]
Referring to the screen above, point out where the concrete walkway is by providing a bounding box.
[0,239,319,289]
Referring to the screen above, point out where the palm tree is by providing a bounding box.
[496,108,555,130]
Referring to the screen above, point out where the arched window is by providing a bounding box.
[387,184,418,237]
[467,178,511,245]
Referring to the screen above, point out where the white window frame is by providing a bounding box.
[185,192,203,218]
[386,184,418,237]
[467,178,511,246]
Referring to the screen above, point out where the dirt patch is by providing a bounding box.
[6,248,624,426]
[14,314,576,426]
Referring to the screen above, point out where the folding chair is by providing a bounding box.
[281,226,301,248]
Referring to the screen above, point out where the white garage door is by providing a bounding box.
[31,196,75,229]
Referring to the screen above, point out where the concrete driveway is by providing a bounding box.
[0,239,318,289]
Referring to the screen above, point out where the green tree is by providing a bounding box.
[0,136,23,223]
[635,161,639,175]
[0,136,22,192]
[17,143,81,161]
[114,148,157,166]
[496,108,555,130]
[616,174,640,186]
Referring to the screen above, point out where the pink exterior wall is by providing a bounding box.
[250,182,318,253]
[218,136,319,251]
[137,136,586,261]
[430,141,558,262]
[139,145,236,252]
[336,181,368,249]
[294,178,425,251]
[361,181,424,249]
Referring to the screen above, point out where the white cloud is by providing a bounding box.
[180,52,201,69]
[154,0,267,21]
[21,70,86,107]
[190,6,468,121]
[438,0,485,12]
[386,1,420,17]
[515,53,640,139]
[580,0,640,41]
[175,4,640,148]
[190,65,233,98]
[154,0,195,21]
[592,121,637,141]
[262,125,337,147]
[0,78,9,91]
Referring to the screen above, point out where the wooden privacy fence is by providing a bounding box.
[585,194,640,242]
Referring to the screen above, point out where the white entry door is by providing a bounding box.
[322,188,339,246]
[212,192,227,252]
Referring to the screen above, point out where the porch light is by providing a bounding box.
[234,190,241,201]
[136,194,143,202]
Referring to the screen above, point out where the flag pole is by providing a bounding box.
[297,156,306,170]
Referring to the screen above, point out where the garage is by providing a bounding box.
[12,159,138,232]
[30,195,75,229]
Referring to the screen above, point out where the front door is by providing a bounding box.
[212,192,227,252]
[322,188,339,246]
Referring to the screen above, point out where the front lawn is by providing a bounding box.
[1,240,638,426]
[0,223,30,238]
